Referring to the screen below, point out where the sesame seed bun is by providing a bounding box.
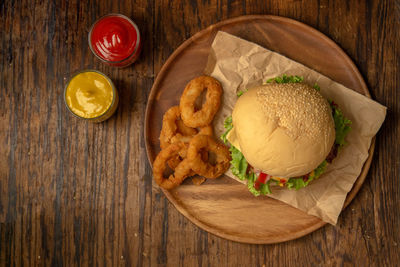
[229,83,335,177]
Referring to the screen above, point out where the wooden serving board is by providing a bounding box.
[144,15,374,244]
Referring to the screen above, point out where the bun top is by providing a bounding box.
[229,83,335,177]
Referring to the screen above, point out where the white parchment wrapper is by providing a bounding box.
[204,31,386,224]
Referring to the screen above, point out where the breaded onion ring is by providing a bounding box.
[198,125,213,136]
[153,143,193,189]
[169,127,212,173]
[170,125,213,148]
[159,106,197,169]
[160,106,194,149]
[160,106,213,150]
[166,155,183,170]
[187,135,231,179]
[179,76,222,127]
[177,119,197,136]
[192,176,206,186]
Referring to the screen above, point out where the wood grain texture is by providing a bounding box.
[0,0,399,266]
[145,15,375,244]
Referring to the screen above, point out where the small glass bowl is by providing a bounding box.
[88,13,142,68]
[64,70,119,123]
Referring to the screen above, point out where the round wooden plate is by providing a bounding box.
[144,15,375,244]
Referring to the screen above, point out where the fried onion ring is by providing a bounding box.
[159,106,197,168]
[192,176,206,186]
[166,155,183,170]
[168,126,212,172]
[187,135,231,179]
[170,124,213,146]
[179,76,222,128]
[198,125,213,136]
[160,106,213,149]
[176,119,197,136]
[159,106,192,149]
[153,143,193,189]
[167,127,212,177]
[167,149,208,177]
[161,109,214,169]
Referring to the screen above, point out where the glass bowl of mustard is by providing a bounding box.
[64,70,119,122]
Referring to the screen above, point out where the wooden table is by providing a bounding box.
[1,1,399,266]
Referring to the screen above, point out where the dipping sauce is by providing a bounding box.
[88,14,142,67]
[64,70,119,122]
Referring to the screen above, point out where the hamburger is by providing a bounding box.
[221,75,352,196]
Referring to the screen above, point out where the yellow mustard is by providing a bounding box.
[65,71,118,122]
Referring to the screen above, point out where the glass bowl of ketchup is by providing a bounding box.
[88,14,142,67]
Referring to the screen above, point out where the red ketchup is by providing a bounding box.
[89,14,142,67]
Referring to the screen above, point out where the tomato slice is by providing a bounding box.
[258,172,268,184]
[254,172,269,190]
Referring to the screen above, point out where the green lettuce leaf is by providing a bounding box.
[332,105,352,147]
[286,160,327,190]
[230,145,248,181]
[237,89,247,97]
[247,172,260,196]
[221,116,233,144]
[266,74,304,84]
[221,116,261,196]
[313,160,328,178]
[260,179,275,195]
[221,116,249,181]
[286,177,307,190]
